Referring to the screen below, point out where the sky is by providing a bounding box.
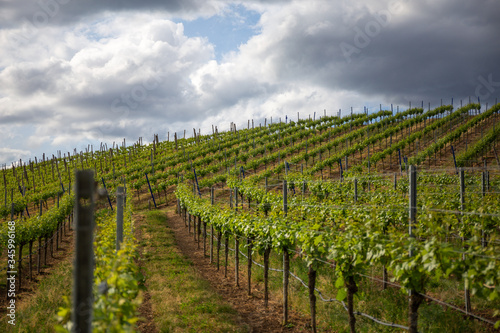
[1,0,499,166]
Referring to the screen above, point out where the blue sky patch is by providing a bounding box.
[177,4,261,61]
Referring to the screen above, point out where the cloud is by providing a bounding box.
[232,0,500,104]
[0,148,32,166]
[0,13,215,146]
[1,0,499,165]
[0,0,225,29]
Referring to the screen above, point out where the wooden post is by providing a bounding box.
[409,167,416,239]
[37,236,42,274]
[17,242,23,292]
[460,169,472,314]
[224,235,229,278]
[247,237,253,296]
[116,186,124,251]
[197,216,201,249]
[234,187,239,286]
[73,170,95,333]
[264,247,270,307]
[150,150,154,175]
[235,187,238,212]
[408,165,422,333]
[210,187,214,264]
[193,214,197,242]
[481,170,488,247]
[235,236,239,287]
[203,218,207,256]
[56,220,60,251]
[354,178,358,202]
[217,230,222,271]
[282,180,289,325]
[308,265,317,333]
[51,223,54,259]
[28,240,33,281]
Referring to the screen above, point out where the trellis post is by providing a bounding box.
[73,170,95,333]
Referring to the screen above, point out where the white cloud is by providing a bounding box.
[0,0,499,165]
[0,13,216,153]
[0,148,32,167]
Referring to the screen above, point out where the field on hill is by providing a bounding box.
[0,103,499,332]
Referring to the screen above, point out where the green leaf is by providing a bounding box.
[335,276,344,289]
[314,234,323,246]
[336,288,347,301]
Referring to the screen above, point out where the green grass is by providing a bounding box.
[0,257,72,332]
[138,209,247,332]
[5,205,492,332]
[218,234,497,332]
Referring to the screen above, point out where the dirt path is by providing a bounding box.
[134,212,159,333]
[162,207,310,333]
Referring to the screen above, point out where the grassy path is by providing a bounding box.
[0,206,247,332]
[135,208,248,332]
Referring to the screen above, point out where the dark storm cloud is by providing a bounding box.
[0,0,291,29]
[0,0,222,28]
[0,108,53,124]
[1,0,499,166]
[337,0,500,103]
[263,0,500,104]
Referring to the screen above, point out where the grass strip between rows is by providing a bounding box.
[136,208,247,332]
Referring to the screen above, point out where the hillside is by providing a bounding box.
[1,103,499,332]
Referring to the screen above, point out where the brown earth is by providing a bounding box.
[143,205,311,332]
[134,212,159,333]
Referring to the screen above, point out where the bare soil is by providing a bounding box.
[134,212,159,333]
[157,206,311,333]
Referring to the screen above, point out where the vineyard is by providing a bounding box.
[1,101,499,332]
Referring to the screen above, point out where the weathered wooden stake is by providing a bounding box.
[29,241,33,280]
[264,248,270,307]
[116,186,124,251]
[247,238,252,296]
[217,231,222,271]
[354,178,358,202]
[235,237,239,287]
[73,170,95,333]
[224,236,229,278]
[37,236,42,274]
[210,187,214,263]
[283,180,289,325]
[408,165,422,333]
[308,265,317,333]
[460,169,472,314]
